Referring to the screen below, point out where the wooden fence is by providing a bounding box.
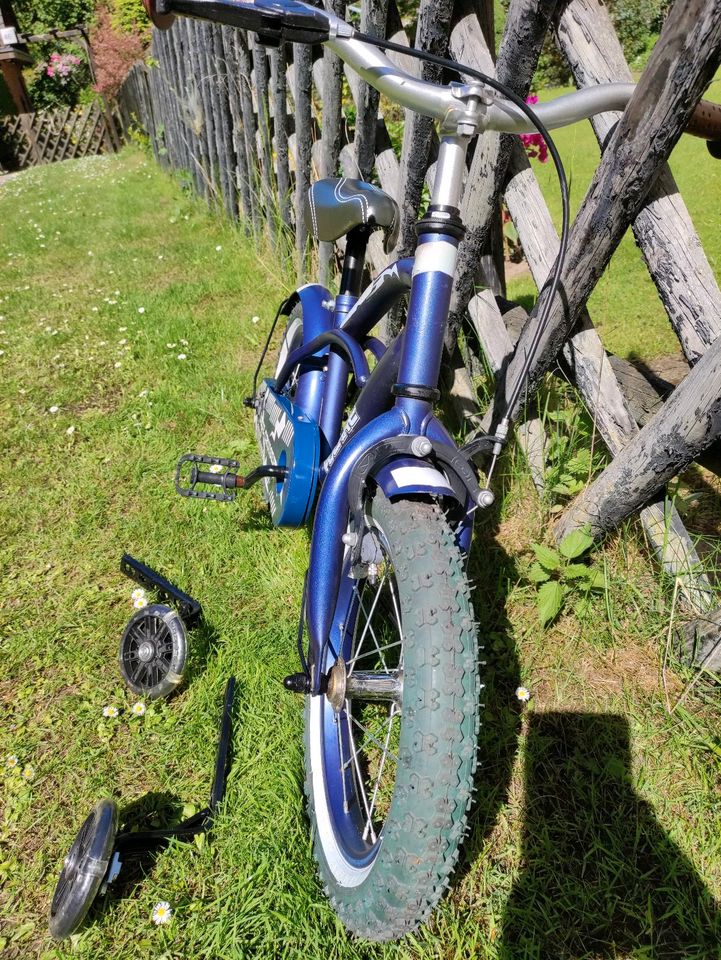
[117,0,721,664]
[0,100,121,171]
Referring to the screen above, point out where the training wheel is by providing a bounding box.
[119,604,187,700]
[49,799,118,940]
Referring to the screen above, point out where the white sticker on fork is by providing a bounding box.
[412,239,457,277]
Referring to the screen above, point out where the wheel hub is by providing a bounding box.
[138,641,155,662]
[326,656,347,713]
[326,656,403,713]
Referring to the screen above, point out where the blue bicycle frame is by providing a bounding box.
[277,134,478,695]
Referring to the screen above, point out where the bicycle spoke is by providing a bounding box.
[345,708,375,843]
[357,585,390,671]
[350,714,399,765]
[388,576,403,634]
[334,710,351,814]
[350,571,389,673]
[347,637,403,670]
[363,703,398,842]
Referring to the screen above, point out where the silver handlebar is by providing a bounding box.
[321,4,635,135]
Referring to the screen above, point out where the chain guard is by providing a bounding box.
[254,379,320,527]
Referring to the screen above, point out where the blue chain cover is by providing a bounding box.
[254,379,320,527]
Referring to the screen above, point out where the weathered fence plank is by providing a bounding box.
[395,0,454,259]
[496,0,721,423]
[355,0,389,182]
[270,45,292,230]
[447,0,557,346]
[555,0,721,363]
[555,333,721,542]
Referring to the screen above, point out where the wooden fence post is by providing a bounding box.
[221,25,253,230]
[554,0,721,363]
[496,0,721,423]
[555,335,721,541]
[270,45,292,230]
[318,0,346,285]
[293,41,313,277]
[354,0,389,181]
[395,0,454,259]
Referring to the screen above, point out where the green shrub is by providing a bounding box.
[110,0,148,34]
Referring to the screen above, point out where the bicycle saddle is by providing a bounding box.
[304,177,400,253]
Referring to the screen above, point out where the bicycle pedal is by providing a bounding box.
[175,453,289,502]
[175,453,242,502]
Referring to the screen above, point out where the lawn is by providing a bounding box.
[0,149,719,959]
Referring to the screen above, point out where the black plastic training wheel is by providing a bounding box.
[119,603,187,700]
[49,799,118,940]
[304,492,480,941]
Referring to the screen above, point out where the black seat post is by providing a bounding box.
[339,226,370,297]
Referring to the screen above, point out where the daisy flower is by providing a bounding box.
[48,405,59,414]
[133,596,147,610]
[177,353,187,361]
[131,702,146,717]
[66,425,75,436]
[209,463,223,474]
[5,754,19,770]
[515,686,531,703]
[152,901,172,925]
[138,307,146,314]
[22,764,34,781]
[103,705,119,718]
[215,245,222,252]
[131,588,146,602]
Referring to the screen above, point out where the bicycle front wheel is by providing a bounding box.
[304,492,480,941]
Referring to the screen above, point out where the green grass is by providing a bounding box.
[508,68,721,360]
[1,151,719,959]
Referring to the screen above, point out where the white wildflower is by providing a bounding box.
[152,901,172,925]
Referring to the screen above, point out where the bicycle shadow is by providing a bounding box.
[499,712,721,958]
[460,511,524,882]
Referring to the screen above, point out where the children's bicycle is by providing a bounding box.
[147,0,721,941]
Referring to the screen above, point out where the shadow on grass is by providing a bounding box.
[460,506,523,882]
[183,617,222,688]
[88,791,184,925]
[499,712,720,958]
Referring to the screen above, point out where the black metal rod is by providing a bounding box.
[120,554,202,626]
[210,676,235,810]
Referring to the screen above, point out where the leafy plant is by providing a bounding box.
[528,528,606,626]
[543,399,607,503]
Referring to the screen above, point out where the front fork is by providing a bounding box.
[304,134,483,694]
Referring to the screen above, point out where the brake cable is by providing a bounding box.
[351,31,571,483]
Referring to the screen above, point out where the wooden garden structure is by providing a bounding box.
[117,0,721,668]
[0,16,121,170]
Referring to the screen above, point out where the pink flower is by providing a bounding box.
[521,94,548,163]
[46,67,55,77]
